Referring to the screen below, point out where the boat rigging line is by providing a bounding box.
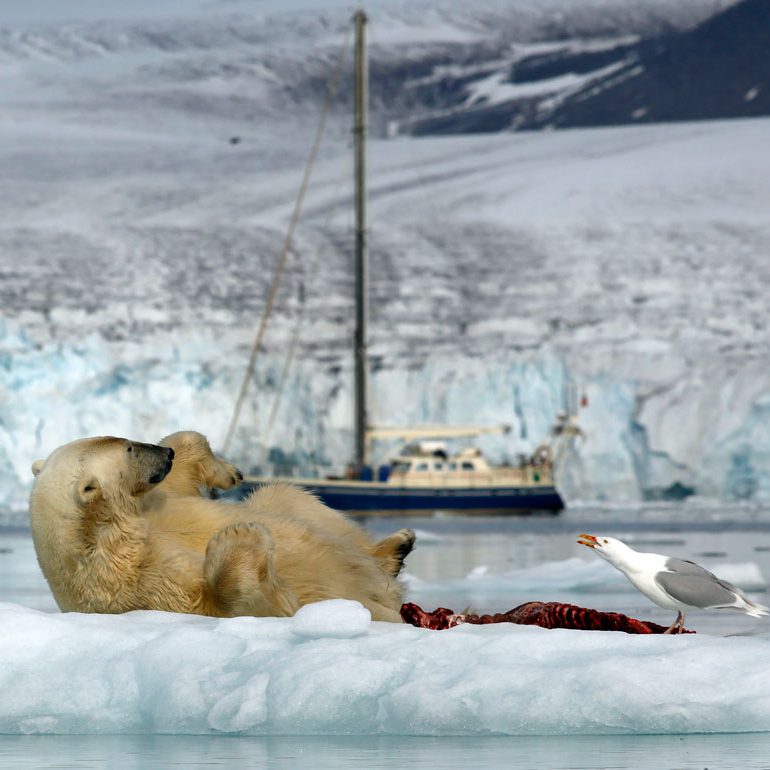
[222,23,352,456]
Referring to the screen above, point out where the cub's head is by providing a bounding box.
[30,436,174,517]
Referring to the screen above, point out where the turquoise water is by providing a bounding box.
[2,502,770,768]
[3,733,770,769]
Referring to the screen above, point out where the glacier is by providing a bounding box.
[2,598,770,736]
[1,0,770,517]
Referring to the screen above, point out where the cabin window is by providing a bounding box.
[461,461,475,471]
[390,461,410,473]
[433,462,444,471]
[448,462,457,471]
[415,462,430,471]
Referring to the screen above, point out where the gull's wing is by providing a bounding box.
[654,558,744,609]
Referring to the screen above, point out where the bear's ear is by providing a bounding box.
[76,477,102,506]
[31,460,45,477]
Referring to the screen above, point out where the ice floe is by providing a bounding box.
[1,598,770,736]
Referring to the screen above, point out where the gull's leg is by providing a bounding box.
[663,611,685,634]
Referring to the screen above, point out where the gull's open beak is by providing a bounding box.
[577,533,598,549]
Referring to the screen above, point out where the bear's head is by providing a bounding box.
[28,436,174,610]
[31,436,174,509]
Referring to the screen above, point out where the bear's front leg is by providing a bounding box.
[156,431,243,497]
[203,521,299,618]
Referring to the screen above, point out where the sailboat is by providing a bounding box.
[237,11,572,514]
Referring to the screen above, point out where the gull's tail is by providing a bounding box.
[739,596,768,618]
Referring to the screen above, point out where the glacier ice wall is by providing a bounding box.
[0,315,630,512]
[4,310,770,517]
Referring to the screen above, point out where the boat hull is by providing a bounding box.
[235,478,564,514]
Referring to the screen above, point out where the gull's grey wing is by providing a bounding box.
[654,558,742,609]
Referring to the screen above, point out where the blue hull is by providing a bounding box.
[236,480,563,514]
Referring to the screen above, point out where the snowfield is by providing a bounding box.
[1,0,769,514]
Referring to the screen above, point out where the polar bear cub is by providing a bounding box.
[29,431,414,622]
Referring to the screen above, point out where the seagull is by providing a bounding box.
[578,533,768,633]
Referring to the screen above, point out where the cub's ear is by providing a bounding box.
[76,477,102,506]
[31,460,45,477]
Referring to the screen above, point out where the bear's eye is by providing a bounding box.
[126,446,133,454]
[84,485,95,492]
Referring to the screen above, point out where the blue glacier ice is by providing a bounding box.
[4,311,770,517]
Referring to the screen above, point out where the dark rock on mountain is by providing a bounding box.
[394,0,770,134]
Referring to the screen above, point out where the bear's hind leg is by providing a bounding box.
[372,528,416,577]
[203,521,299,618]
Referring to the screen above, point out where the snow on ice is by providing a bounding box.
[1,597,770,736]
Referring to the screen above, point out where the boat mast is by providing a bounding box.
[353,9,369,470]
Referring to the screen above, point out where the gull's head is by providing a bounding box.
[577,534,630,563]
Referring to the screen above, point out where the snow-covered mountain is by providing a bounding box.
[392,0,770,134]
[1,0,769,516]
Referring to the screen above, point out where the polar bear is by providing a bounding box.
[29,431,415,622]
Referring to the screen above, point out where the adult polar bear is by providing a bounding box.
[29,431,414,622]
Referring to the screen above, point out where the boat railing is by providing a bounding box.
[250,464,553,487]
[387,468,552,488]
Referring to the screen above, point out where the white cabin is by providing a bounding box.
[385,441,553,488]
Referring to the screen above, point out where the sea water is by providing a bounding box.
[1,501,770,768]
[3,733,770,770]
